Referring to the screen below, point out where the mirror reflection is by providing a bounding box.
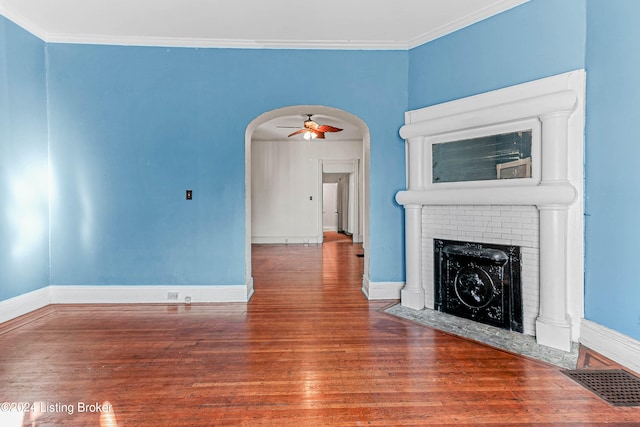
[432,130,532,183]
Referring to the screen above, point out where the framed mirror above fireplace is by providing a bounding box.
[427,118,541,189]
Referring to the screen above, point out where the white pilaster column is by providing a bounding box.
[402,205,424,309]
[401,137,426,309]
[407,136,425,190]
[535,111,573,351]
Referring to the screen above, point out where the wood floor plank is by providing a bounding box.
[1,234,639,425]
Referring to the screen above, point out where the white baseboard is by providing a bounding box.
[362,276,403,300]
[0,287,50,324]
[580,319,640,374]
[50,283,254,304]
[251,236,321,244]
[0,280,255,325]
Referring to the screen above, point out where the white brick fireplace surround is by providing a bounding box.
[396,71,585,352]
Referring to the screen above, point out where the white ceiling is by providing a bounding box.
[0,0,528,49]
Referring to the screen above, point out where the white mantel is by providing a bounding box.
[395,70,585,352]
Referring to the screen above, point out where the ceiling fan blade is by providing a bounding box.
[316,125,343,133]
[287,129,307,137]
[316,132,326,139]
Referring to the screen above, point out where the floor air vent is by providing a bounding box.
[563,369,640,406]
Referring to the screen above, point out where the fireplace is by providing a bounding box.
[395,71,585,352]
[434,239,523,332]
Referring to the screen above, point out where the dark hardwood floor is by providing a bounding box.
[1,234,639,426]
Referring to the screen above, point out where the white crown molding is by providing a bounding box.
[407,0,530,49]
[45,33,410,50]
[0,4,47,40]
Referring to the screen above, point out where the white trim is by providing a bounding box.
[0,281,255,324]
[362,278,403,300]
[251,236,321,245]
[401,91,576,140]
[396,183,576,206]
[0,287,51,324]
[49,283,254,304]
[580,319,640,375]
[361,276,370,298]
[403,71,582,126]
[0,5,48,40]
[45,34,411,50]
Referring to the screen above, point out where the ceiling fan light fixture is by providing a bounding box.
[287,114,342,140]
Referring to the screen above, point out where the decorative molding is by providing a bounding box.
[0,287,50,324]
[45,33,411,50]
[0,5,48,40]
[396,184,576,207]
[580,319,640,375]
[403,70,583,125]
[400,90,576,140]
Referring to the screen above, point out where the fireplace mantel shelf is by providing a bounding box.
[396,181,577,207]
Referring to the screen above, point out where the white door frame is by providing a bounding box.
[319,159,361,243]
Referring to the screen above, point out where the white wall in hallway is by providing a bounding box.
[251,139,362,243]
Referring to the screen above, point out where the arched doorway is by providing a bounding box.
[244,105,370,294]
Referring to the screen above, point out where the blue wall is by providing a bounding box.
[584,0,640,340]
[0,17,49,300]
[408,0,586,109]
[46,44,408,286]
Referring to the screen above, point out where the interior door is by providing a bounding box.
[322,183,339,232]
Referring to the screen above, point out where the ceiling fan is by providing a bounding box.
[284,114,343,140]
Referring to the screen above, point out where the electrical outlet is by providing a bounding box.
[167,292,179,300]
[185,296,192,305]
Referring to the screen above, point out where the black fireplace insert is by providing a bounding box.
[434,239,523,332]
